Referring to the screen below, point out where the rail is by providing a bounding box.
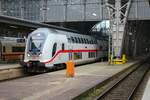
[96,60,150,100]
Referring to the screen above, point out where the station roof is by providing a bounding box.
[0,15,78,33]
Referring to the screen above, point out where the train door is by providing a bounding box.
[56,42,65,60]
[68,43,73,60]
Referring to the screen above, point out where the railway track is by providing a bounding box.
[96,61,150,100]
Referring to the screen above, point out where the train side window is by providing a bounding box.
[67,38,71,43]
[81,38,84,43]
[52,43,57,57]
[90,40,92,44]
[17,39,25,43]
[82,39,84,43]
[86,39,88,44]
[96,40,97,44]
[74,37,78,43]
[81,38,83,43]
[89,40,91,44]
[94,40,96,44]
[62,43,64,51]
[78,38,81,43]
[84,38,86,44]
[89,38,91,43]
[3,46,5,53]
[12,47,25,52]
[87,39,89,44]
[71,37,75,43]
[92,40,94,44]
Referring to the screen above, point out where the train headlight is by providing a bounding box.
[39,52,42,56]
[27,54,30,57]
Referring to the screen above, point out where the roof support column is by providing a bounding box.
[106,0,131,64]
[0,1,1,15]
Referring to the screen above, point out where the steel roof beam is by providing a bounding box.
[0,15,78,33]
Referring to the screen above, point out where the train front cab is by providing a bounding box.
[23,29,68,72]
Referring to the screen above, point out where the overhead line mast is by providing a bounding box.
[105,0,131,64]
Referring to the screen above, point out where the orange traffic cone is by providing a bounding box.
[66,60,74,77]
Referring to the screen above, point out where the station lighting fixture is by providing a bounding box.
[9,25,18,28]
[92,13,97,16]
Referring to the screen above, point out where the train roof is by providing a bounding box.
[0,37,25,43]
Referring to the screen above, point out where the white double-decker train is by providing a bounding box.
[22,28,108,72]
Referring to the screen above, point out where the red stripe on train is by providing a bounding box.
[43,49,97,64]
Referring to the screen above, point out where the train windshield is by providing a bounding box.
[28,33,46,54]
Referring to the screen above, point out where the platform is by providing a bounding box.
[0,61,140,100]
[142,75,150,100]
[0,64,21,70]
[0,64,24,81]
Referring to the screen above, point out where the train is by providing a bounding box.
[0,37,25,62]
[21,28,108,72]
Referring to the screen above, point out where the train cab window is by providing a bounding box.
[62,43,64,51]
[52,43,57,57]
